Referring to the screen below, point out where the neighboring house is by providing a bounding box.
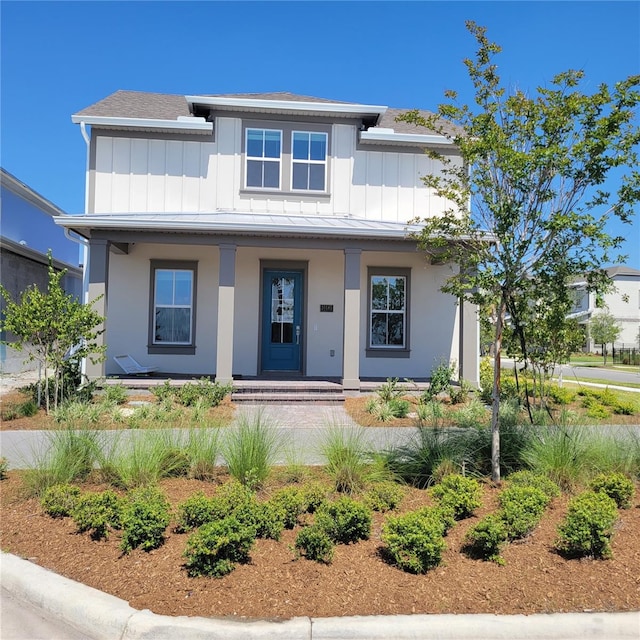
[569,266,640,350]
[0,168,83,373]
[54,90,479,388]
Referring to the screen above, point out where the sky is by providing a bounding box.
[1,0,639,268]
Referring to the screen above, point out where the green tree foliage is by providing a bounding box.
[0,256,105,412]
[588,310,622,364]
[398,22,640,481]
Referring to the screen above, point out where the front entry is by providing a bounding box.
[261,270,303,372]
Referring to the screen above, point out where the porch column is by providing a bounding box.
[342,248,361,391]
[216,243,236,384]
[86,239,109,380]
[459,299,480,386]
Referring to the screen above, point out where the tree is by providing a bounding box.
[399,22,640,482]
[0,256,105,413]
[589,310,622,365]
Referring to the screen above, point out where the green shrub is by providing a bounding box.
[589,473,635,509]
[103,383,128,405]
[175,492,216,533]
[464,514,508,563]
[178,378,232,408]
[431,474,482,520]
[375,378,406,403]
[388,397,410,418]
[449,379,471,405]
[499,485,549,540]
[301,482,330,513]
[18,399,39,417]
[382,509,446,574]
[315,497,371,544]
[120,486,171,553]
[451,398,487,429]
[295,525,335,564]
[0,457,8,480]
[423,360,455,401]
[268,486,307,529]
[548,385,576,406]
[252,502,285,541]
[151,380,175,403]
[184,516,255,577]
[210,480,256,520]
[555,491,618,559]
[73,490,122,540]
[362,481,405,512]
[586,402,610,420]
[506,471,560,499]
[613,401,637,416]
[41,483,81,518]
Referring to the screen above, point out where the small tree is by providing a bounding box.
[589,310,622,365]
[399,22,640,482]
[0,256,105,412]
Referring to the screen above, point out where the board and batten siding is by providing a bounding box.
[92,118,450,222]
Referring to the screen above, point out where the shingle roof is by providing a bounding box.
[606,266,640,278]
[73,90,452,137]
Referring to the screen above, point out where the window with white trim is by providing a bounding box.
[245,128,282,189]
[292,131,327,191]
[148,261,197,354]
[369,272,408,349]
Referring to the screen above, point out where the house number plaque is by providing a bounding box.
[320,305,334,312]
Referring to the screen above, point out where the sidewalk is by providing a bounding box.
[2,552,638,640]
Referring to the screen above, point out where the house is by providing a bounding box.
[569,266,640,350]
[54,90,479,389]
[1,168,83,373]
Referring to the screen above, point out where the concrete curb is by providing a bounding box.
[1,552,639,640]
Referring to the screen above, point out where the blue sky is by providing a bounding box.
[2,0,639,268]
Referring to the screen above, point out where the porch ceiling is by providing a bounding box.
[54,211,424,242]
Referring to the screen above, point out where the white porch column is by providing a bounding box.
[86,239,109,380]
[342,248,361,391]
[460,299,480,386]
[216,244,236,384]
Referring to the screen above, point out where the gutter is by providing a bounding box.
[71,114,212,132]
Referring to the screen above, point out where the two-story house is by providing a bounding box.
[55,91,479,389]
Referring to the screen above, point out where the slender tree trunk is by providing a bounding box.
[491,295,506,484]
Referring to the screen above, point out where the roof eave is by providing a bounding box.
[70,115,213,133]
[360,130,453,146]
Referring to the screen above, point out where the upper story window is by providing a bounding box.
[246,128,282,189]
[242,121,331,195]
[292,131,327,191]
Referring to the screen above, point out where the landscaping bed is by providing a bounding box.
[1,471,639,620]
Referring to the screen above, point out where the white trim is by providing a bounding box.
[186,95,387,119]
[360,129,452,146]
[70,115,213,132]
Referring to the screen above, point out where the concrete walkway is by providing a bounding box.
[2,552,638,640]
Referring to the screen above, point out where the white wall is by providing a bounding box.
[605,276,640,344]
[92,117,453,223]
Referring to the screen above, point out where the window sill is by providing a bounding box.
[240,189,331,199]
[148,345,196,356]
[365,348,410,359]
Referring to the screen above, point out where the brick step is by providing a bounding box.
[231,392,345,404]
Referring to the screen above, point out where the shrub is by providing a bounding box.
[184,516,255,577]
[449,379,471,405]
[151,380,175,403]
[589,473,635,509]
[388,397,410,418]
[451,398,487,429]
[252,502,285,541]
[301,482,330,513]
[423,360,455,401]
[375,378,406,403]
[0,457,8,480]
[382,509,447,574]
[295,525,335,564]
[175,492,216,533]
[586,403,610,420]
[431,474,482,520]
[555,491,618,559]
[464,514,508,563]
[498,485,549,540]
[362,481,405,512]
[210,480,256,520]
[178,378,232,408]
[548,385,576,406]
[103,383,128,405]
[315,497,371,544]
[268,486,307,529]
[41,483,81,518]
[613,401,637,416]
[120,486,171,553]
[73,490,122,540]
[506,471,560,499]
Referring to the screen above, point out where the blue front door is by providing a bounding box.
[261,270,303,372]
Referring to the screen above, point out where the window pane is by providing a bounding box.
[155,308,191,344]
[388,277,405,311]
[174,271,192,305]
[370,313,387,345]
[292,163,308,190]
[264,130,281,158]
[387,313,405,346]
[263,162,279,188]
[155,270,174,305]
[371,277,388,310]
[293,133,309,160]
[309,164,325,190]
[247,160,263,187]
[310,133,326,160]
[247,129,263,158]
